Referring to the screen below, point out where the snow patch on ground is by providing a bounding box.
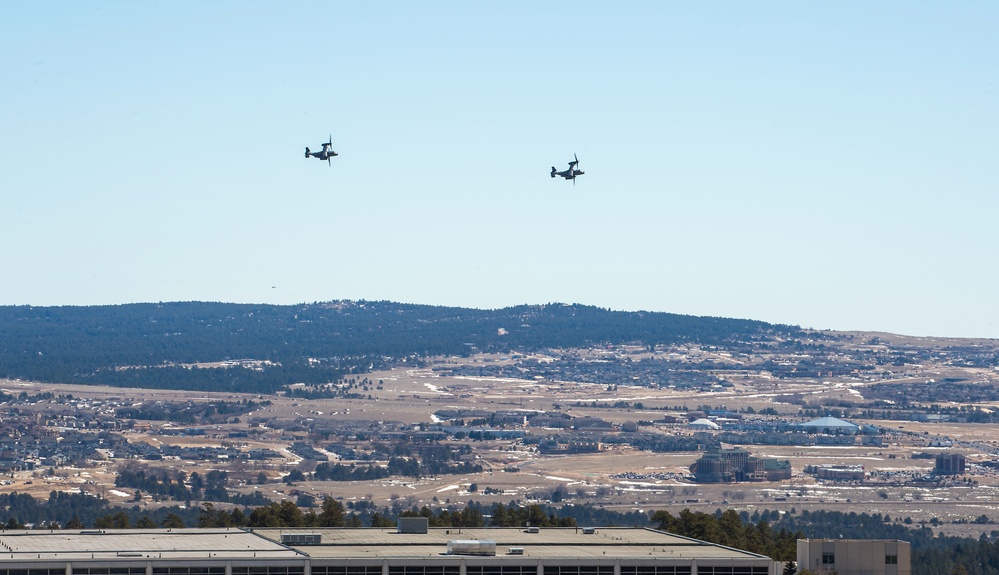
[424,383,452,395]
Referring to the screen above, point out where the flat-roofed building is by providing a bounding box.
[0,528,308,575]
[804,464,865,482]
[797,539,910,575]
[255,527,774,575]
[0,528,774,575]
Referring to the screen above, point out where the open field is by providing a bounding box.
[3,333,999,538]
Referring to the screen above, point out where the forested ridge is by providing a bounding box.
[0,301,802,392]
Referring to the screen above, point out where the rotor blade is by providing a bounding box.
[328,156,331,166]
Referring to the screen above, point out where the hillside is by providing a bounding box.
[0,301,802,393]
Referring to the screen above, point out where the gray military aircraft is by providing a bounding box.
[551,154,584,184]
[305,135,338,165]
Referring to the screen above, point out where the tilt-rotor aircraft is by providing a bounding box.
[551,154,584,184]
[305,135,338,165]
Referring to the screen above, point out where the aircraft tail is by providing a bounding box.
[305,147,311,158]
[550,167,556,178]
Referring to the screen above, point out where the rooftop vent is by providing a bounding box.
[398,517,429,534]
[448,540,497,556]
[281,533,321,545]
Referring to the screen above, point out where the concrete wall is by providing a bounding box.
[797,540,910,575]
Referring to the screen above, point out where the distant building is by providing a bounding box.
[688,418,721,430]
[926,438,953,447]
[859,424,882,436]
[934,453,966,475]
[538,440,604,454]
[574,417,614,431]
[804,464,865,481]
[910,412,952,423]
[797,539,910,575]
[490,412,528,426]
[691,447,788,483]
[796,416,859,435]
[761,458,792,481]
[860,435,885,447]
[529,415,572,429]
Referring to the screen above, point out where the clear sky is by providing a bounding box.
[3,2,997,338]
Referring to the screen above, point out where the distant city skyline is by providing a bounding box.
[3,2,997,338]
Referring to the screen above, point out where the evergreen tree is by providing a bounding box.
[162,513,186,528]
[318,497,346,527]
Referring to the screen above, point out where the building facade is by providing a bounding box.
[691,448,789,483]
[797,539,910,575]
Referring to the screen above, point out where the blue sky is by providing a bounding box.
[3,2,997,338]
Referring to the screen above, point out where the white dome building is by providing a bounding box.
[796,416,859,435]
[688,418,721,430]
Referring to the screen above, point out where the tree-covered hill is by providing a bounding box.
[0,301,802,393]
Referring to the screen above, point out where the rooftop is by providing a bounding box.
[254,528,770,561]
[797,416,859,429]
[0,528,772,564]
[0,528,303,561]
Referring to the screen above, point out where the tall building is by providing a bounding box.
[691,448,787,483]
[797,539,910,575]
[934,453,966,475]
